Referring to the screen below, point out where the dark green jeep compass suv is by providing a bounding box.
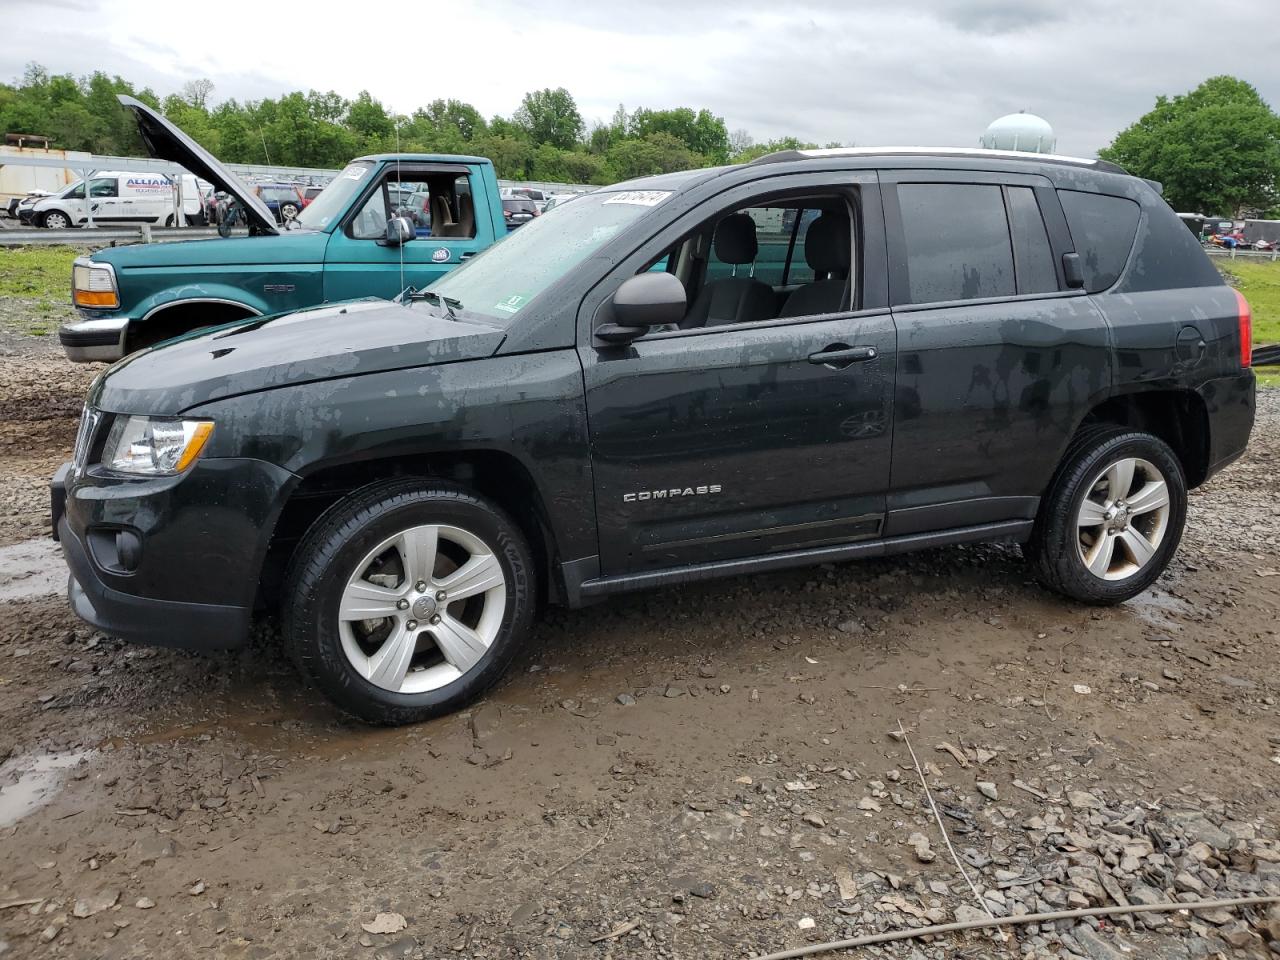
[52,147,1255,724]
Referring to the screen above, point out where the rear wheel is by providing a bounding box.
[283,480,534,724]
[280,202,299,222]
[1029,429,1186,604]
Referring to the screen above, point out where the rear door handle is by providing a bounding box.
[808,345,878,366]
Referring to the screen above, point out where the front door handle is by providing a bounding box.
[808,344,878,367]
[460,251,477,260]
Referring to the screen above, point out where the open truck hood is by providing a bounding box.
[117,94,279,236]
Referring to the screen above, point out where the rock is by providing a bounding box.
[616,693,635,706]
[1073,684,1092,695]
[1170,812,1235,851]
[1068,790,1103,810]
[976,781,998,801]
[127,833,176,865]
[954,905,987,923]
[802,812,826,828]
[686,799,714,812]
[73,890,118,918]
[836,620,861,634]
[39,919,64,943]
[135,897,155,910]
[188,881,206,896]
[663,685,684,698]
[1072,923,1127,960]
[907,832,936,863]
[1163,667,1183,682]
[797,917,815,930]
[361,912,407,935]
[857,797,881,813]
[697,664,716,678]
[1174,871,1208,897]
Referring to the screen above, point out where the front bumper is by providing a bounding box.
[52,454,296,650]
[59,316,129,363]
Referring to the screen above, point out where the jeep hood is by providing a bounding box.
[89,300,507,413]
[118,94,279,235]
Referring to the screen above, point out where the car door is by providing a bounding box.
[323,163,485,301]
[85,176,121,223]
[880,170,1112,535]
[579,171,897,575]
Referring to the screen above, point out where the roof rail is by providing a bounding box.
[748,146,1128,176]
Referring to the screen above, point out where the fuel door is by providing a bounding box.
[1175,325,1206,365]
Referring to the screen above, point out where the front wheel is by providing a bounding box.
[1028,429,1187,604]
[42,210,70,229]
[283,480,535,725]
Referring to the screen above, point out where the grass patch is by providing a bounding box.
[1216,258,1280,344]
[1256,367,1280,389]
[0,246,79,335]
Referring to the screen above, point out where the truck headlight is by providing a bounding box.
[102,416,214,476]
[72,260,119,309]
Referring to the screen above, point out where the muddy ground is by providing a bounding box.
[1,315,1278,960]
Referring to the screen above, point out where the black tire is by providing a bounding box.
[1028,428,1187,604]
[283,479,535,725]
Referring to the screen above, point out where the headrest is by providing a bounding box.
[804,213,850,275]
[713,213,758,265]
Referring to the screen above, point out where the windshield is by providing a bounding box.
[294,162,372,230]
[429,189,667,323]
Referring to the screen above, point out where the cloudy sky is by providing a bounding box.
[4,0,1279,156]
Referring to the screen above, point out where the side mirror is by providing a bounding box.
[1062,252,1085,289]
[596,273,687,343]
[383,216,415,247]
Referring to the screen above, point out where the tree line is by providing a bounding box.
[4,65,1276,210]
[0,64,826,184]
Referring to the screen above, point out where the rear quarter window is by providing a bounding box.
[1058,190,1140,293]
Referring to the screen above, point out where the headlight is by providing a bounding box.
[102,416,214,476]
[72,260,119,309]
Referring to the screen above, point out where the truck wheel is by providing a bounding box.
[1028,428,1186,604]
[280,202,299,222]
[42,210,70,229]
[283,479,535,725]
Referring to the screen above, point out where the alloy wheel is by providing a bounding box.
[1075,457,1171,581]
[337,524,506,694]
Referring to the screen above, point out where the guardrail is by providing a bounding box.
[1205,247,1280,262]
[0,224,230,246]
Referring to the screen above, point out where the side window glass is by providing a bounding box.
[785,209,824,285]
[349,183,389,240]
[898,183,1014,304]
[89,178,117,198]
[1058,190,1140,292]
[67,183,85,200]
[1006,187,1057,294]
[706,206,790,286]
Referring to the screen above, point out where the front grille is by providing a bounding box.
[72,406,101,471]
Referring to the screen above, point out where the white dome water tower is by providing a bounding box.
[980,112,1056,153]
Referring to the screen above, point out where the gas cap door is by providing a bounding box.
[1175,325,1207,364]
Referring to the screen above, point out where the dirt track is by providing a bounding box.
[1,323,1279,959]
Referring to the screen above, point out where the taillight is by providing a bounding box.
[1235,288,1252,367]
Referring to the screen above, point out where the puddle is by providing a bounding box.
[0,749,91,827]
[1127,588,1196,632]
[0,538,66,602]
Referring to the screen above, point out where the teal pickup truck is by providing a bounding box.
[61,97,507,362]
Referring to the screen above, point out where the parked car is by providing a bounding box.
[541,192,582,212]
[502,197,538,229]
[252,182,305,223]
[302,185,326,207]
[58,96,507,362]
[51,145,1256,724]
[31,171,206,228]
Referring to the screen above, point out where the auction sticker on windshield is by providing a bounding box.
[603,191,671,206]
[493,294,529,314]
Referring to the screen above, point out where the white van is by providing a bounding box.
[31,171,208,228]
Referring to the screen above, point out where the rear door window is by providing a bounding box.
[1006,187,1058,294]
[1058,190,1141,292]
[897,183,1014,304]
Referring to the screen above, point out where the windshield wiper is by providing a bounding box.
[417,290,463,320]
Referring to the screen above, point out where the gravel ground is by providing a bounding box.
[1,329,1278,960]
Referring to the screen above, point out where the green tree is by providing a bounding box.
[629,107,729,162]
[513,87,583,149]
[604,132,702,181]
[731,136,817,164]
[1099,75,1280,215]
